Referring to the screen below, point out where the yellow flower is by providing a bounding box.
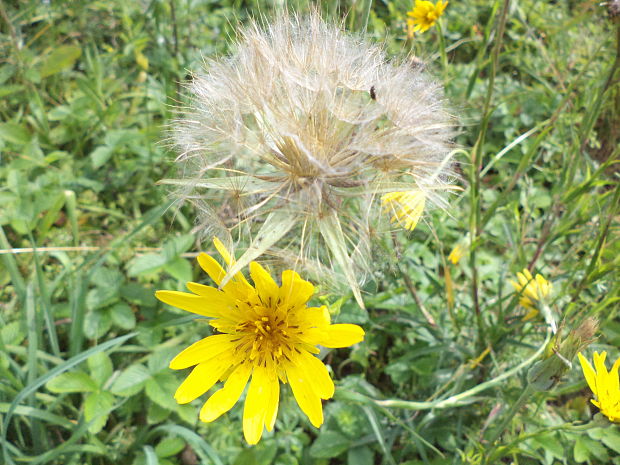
[407,0,448,34]
[448,242,465,265]
[381,191,426,231]
[578,351,620,423]
[155,238,365,445]
[509,268,552,320]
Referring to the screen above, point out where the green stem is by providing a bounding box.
[469,0,510,351]
[374,329,550,411]
[436,20,449,76]
[485,384,535,447]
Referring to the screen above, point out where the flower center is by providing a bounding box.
[236,314,296,365]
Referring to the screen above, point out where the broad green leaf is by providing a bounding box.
[309,431,351,459]
[602,431,620,454]
[147,347,178,374]
[155,437,185,458]
[84,390,115,434]
[148,402,171,424]
[0,122,31,146]
[1,321,25,346]
[83,309,112,340]
[347,446,374,465]
[162,234,194,261]
[39,45,82,78]
[110,364,152,396]
[88,352,113,387]
[163,257,192,282]
[90,146,114,169]
[145,374,179,411]
[45,372,98,393]
[86,286,119,311]
[176,404,197,425]
[121,283,157,307]
[110,302,136,330]
[127,253,168,277]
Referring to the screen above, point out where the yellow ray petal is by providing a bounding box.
[286,361,323,427]
[593,351,608,378]
[264,372,280,432]
[200,363,252,423]
[196,252,226,286]
[155,290,222,318]
[170,335,235,370]
[296,306,331,328]
[578,352,598,395]
[298,351,334,399]
[279,270,315,309]
[213,237,252,287]
[186,282,234,306]
[319,324,365,348]
[213,237,233,265]
[609,357,620,394]
[250,262,279,306]
[243,365,271,445]
[174,356,231,404]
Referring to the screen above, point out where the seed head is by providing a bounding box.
[165,13,456,305]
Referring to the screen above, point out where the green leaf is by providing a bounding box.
[127,253,168,277]
[90,146,114,169]
[143,445,159,465]
[121,283,157,307]
[162,234,194,261]
[1,321,25,346]
[309,431,351,459]
[152,425,224,465]
[347,446,374,465]
[148,402,171,424]
[84,391,115,434]
[155,437,185,458]
[88,352,113,387]
[45,372,98,393]
[602,431,620,454]
[2,332,135,448]
[574,435,609,463]
[588,427,620,453]
[83,309,112,340]
[147,347,178,374]
[39,45,82,78]
[0,122,31,146]
[145,374,179,411]
[163,257,192,282]
[110,364,152,396]
[110,302,136,330]
[86,286,119,311]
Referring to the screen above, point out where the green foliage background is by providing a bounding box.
[1,0,618,464]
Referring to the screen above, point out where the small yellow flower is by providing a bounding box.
[448,242,465,265]
[155,238,365,445]
[578,351,620,423]
[381,191,426,231]
[407,0,449,34]
[509,268,552,320]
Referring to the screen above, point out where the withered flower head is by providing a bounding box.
[165,12,456,305]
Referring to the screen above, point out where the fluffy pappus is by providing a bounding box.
[164,12,457,306]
